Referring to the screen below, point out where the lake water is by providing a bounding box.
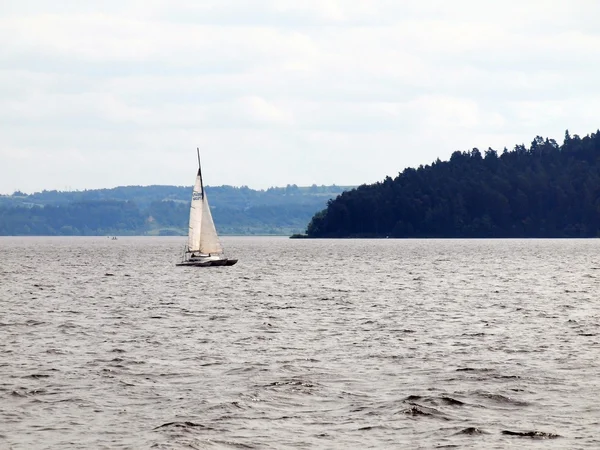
[1,237,600,449]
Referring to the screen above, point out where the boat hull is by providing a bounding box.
[176,258,237,267]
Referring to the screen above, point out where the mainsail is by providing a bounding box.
[187,153,224,255]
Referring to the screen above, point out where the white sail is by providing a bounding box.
[187,170,203,252]
[187,161,224,255]
[198,192,223,254]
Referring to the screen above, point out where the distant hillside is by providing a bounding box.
[307,130,600,238]
[0,184,352,236]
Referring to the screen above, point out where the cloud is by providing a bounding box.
[1,0,600,193]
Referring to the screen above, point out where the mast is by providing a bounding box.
[197,147,204,196]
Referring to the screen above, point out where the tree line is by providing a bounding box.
[0,185,350,236]
[307,130,600,238]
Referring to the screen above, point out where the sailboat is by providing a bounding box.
[176,149,238,267]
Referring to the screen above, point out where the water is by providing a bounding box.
[1,237,600,449]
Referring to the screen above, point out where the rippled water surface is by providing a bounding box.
[2,237,600,449]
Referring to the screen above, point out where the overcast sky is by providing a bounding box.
[1,0,600,194]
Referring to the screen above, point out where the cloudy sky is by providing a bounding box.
[1,0,600,194]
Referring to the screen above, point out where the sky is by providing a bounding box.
[1,0,600,194]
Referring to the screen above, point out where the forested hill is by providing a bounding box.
[307,130,600,238]
[0,184,351,236]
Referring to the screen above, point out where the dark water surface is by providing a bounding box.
[1,237,600,449]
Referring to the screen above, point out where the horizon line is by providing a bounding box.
[1,182,357,196]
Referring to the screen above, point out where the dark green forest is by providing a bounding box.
[0,184,350,236]
[307,130,600,238]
